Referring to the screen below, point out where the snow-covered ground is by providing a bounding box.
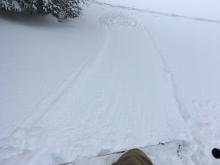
[100,0,220,20]
[0,1,220,165]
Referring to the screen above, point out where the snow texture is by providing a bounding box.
[0,0,220,165]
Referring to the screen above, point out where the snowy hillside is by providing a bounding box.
[100,0,220,20]
[0,1,220,165]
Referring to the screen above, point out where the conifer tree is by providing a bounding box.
[0,0,85,19]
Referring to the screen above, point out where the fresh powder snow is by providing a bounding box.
[0,0,220,165]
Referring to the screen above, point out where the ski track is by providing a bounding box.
[138,14,220,165]
[93,0,220,25]
[141,25,190,121]
[94,2,216,164]
[0,21,111,165]
[33,25,111,125]
[11,57,96,132]
[140,25,201,164]
[18,24,111,127]
[2,2,218,165]
[32,12,186,164]
[2,11,188,165]
[95,3,212,164]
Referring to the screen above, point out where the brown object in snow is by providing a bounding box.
[112,149,153,165]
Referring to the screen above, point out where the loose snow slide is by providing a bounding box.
[1,1,220,165]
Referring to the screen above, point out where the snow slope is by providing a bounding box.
[1,1,220,165]
[100,0,220,21]
[0,13,103,139]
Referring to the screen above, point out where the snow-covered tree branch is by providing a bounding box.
[0,0,86,19]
